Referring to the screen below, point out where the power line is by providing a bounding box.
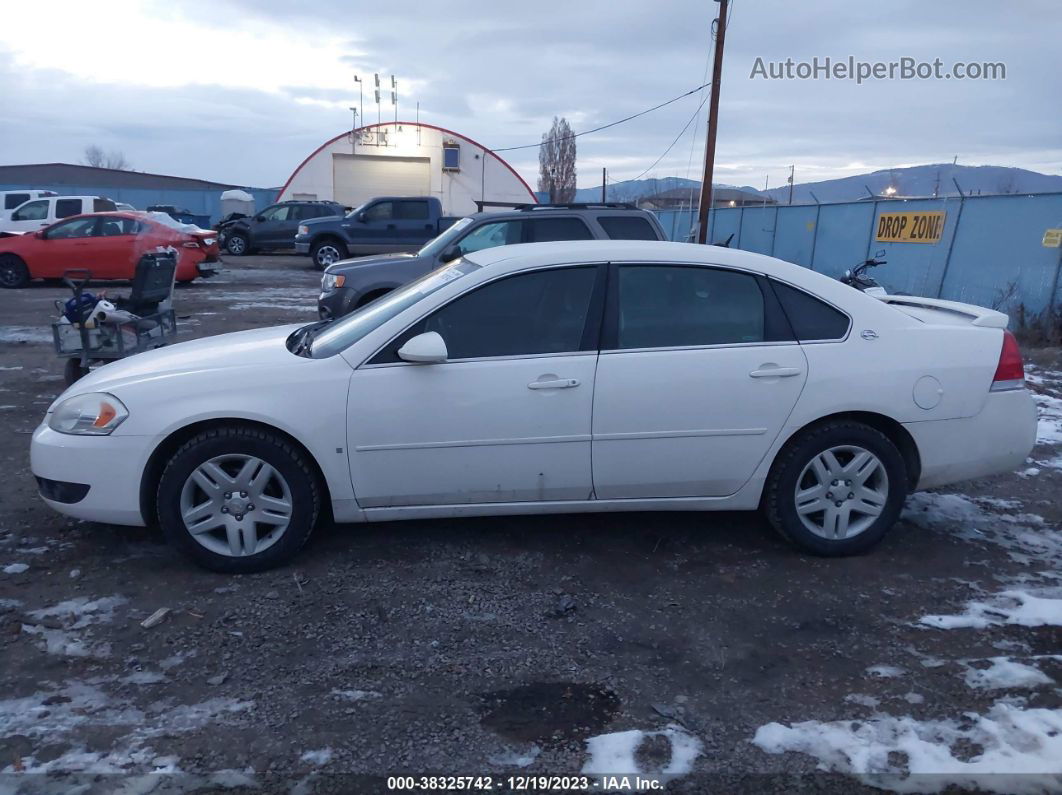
[626,90,711,183]
[491,81,712,153]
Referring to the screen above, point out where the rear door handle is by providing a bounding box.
[749,367,802,378]
[528,378,580,390]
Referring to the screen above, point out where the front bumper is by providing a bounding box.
[31,424,153,526]
[318,286,358,320]
[295,240,311,255]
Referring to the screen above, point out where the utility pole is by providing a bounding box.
[602,167,607,202]
[696,0,728,244]
[787,165,795,205]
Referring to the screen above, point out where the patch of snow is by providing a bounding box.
[0,365,23,370]
[300,748,333,766]
[0,326,53,344]
[845,694,881,709]
[121,671,168,685]
[754,701,1062,794]
[903,693,925,705]
[963,657,1054,690]
[866,665,905,678]
[489,746,540,767]
[332,688,381,701]
[921,588,1062,629]
[1034,392,1062,446]
[27,595,127,629]
[582,725,701,778]
[16,546,49,555]
[3,562,28,573]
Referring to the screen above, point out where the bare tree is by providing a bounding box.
[83,145,132,170]
[538,117,576,203]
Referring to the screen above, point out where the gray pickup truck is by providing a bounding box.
[295,196,459,269]
[317,203,666,320]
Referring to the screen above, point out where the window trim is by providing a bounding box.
[359,262,609,369]
[600,261,797,353]
[766,276,853,344]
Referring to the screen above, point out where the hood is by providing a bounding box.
[326,252,422,274]
[62,324,305,398]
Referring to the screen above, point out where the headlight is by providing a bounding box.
[298,225,309,236]
[48,393,129,436]
[321,273,346,291]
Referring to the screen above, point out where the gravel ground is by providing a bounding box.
[1,255,1060,794]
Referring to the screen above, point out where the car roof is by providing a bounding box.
[465,206,653,222]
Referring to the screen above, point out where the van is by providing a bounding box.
[0,195,117,235]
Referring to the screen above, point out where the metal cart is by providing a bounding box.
[53,252,179,385]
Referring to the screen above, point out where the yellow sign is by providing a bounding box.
[1043,228,1062,248]
[875,211,947,244]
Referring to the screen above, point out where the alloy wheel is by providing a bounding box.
[793,445,889,540]
[179,454,293,557]
[316,245,341,267]
[227,235,246,255]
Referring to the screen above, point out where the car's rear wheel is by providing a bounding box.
[312,239,348,270]
[157,426,320,573]
[0,254,29,288]
[763,420,907,556]
[225,232,249,256]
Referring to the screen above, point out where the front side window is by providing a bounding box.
[376,267,598,362]
[615,265,766,350]
[12,200,48,221]
[598,215,659,241]
[46,217,98,239]
[259,205,292,222]
[363,201,393,222]
[55,199,82,218]
[396,200,429,220]
[4,193,29,210]
[525,217,593,242]
[454,220,522,256]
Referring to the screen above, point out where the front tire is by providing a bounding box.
[0,254,29,288]
[311,239,348,270]
[157,426,321,573]
[225,232,250,256]
[763,420,907,556]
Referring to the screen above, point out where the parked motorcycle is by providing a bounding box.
[840,251,888,296]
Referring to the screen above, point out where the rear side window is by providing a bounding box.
[614,265,766,350]
[396,201,430,220]
[94,198,117,212]
[525,217,593,242]
[4,193,29,210]
[771,281,850,341]
[598,215,659,241]
[56,199,82,218]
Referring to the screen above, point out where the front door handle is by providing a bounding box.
[528,378,580,390]
[749,367,802,378]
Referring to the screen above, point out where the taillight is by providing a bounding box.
[990,330,1025,391]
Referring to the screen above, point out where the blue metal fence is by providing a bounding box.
[655,193,1062,317]
[0,183,276,226]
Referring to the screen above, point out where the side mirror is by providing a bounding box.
[440,247,461,262]
[356,212,368,223]
[397,332,448,364]
[34,230,45,239]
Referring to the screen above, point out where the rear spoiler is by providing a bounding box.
[875,294,1009,329]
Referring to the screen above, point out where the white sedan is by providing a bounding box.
[31,241,1037,572]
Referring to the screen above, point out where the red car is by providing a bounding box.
[0,211,220,288]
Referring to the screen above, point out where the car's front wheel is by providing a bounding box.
[225,232,250,256]
[763,420,907,556]
[311,239,348,270]
[157,426,321,573]
[0,254,30,288]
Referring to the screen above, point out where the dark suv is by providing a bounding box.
[220,200,344,256]
[318,203,666,320]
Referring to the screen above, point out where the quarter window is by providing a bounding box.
[525,217,593,242]
[771,281,850,341]
[376,267,598,362]
[598,215,659,241]
[55,199,82,218]
[12,200,48,221]
[615,265,766,350]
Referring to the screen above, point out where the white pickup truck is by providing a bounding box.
[0,195,116,236]
[0,190,56,222]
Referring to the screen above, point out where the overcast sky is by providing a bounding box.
[0,0,1057,190]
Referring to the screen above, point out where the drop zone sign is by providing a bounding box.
[876,210,947,244]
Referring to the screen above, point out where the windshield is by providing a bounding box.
[344,201,369,219]
[417,216,474,258]
[310,258,482,358]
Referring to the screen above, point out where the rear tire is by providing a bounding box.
[225,232,250,256]
[763,420,907,556]
[156,425,321,573]
[311,239,348,270]
[0,254,29,288]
